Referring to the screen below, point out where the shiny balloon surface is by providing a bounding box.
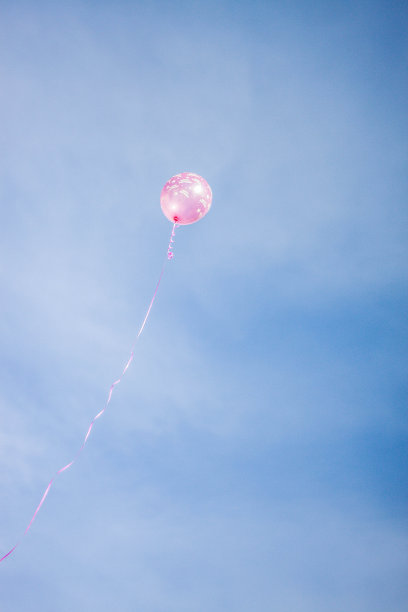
[160,172,212,225]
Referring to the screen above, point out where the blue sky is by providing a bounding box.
[0,1,407,610]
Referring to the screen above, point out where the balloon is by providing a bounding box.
[160,172,212,225]
[0,173,214,565]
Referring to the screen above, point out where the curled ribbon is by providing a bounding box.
[167,222,179,260]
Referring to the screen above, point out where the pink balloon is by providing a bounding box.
[160,172,212,225]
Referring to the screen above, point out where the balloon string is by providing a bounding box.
[0,222,179,563]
